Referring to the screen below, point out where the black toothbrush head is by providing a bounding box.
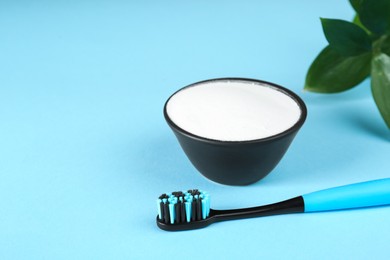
[156,190,214,231]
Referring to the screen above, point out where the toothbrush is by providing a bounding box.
[156,178,390,231]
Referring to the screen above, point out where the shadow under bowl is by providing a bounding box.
[164,78,307,186]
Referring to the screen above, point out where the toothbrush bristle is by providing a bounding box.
[157,190,210,224]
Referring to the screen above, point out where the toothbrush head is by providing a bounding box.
[156,190,214,231]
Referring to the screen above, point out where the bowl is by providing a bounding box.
[164,78,307,185]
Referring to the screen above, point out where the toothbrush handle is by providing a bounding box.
[302,178,390,212]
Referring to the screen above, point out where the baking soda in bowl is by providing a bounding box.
[166,79,302,141]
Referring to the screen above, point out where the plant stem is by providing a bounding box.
[373,34,389,55]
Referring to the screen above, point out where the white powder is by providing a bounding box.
[166,80,302,141]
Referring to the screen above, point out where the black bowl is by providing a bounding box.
[164,78,307,185]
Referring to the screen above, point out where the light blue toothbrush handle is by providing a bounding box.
[302,178,390,212]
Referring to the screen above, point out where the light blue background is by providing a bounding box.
[1,1,390,259]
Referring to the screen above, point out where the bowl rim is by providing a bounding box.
[163,77,307,145]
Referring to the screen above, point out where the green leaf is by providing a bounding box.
[305,46,371,93]
[349,0,363,12]
[321,18,372,56]
[371,53,390,128]
[359,0,390,35]
[352,14,370,34]
[381,36,390,56]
